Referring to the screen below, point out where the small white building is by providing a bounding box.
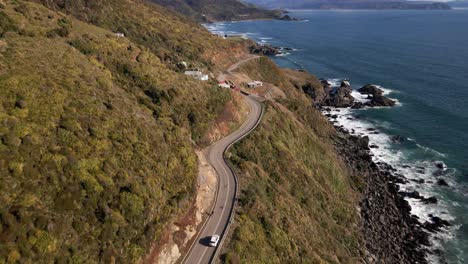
[115,32,125,38]
[247,81,263,88]
[218,83,231,89]
[185,71,209,81]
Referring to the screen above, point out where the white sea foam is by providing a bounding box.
[416,144,448,158]
[351,90,371,103]
[275,52,291,57]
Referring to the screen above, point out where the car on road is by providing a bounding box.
[209,235,220,247]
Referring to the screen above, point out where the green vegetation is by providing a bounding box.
[0,0,233,262]
[223,58,364,263]
[1,0,370,263]
[149,0,282,22]
[33,0,227,70]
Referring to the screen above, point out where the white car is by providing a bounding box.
[209,235,220,247]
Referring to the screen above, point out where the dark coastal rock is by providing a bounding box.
[358,84,384,96]
[351,102,364,109]
[365,94,396,107]
[399,191,438,204]
[423,216,451,232]
[377,162,397,172]
[436,179,449,187]
[323,86,355,107]
[434,161,447,170]
[279,14,300,21]
[391,135,406,143]
[410,178,425,184]
[390,174,407,184]
[341,80,351,88]
[320,79,332,89]
[432,169,446,177]
[249,44,281,56]
[399,190,423,199]
[301,82,326,103]
[422,197,438,204]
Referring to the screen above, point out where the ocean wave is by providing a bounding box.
[275,52,291,57]
[416,144,448,158]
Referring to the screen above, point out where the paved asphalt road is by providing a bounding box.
[182,95,263,264]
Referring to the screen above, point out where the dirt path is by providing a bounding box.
[217,55,259,82]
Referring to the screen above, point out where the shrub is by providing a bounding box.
[0,11,17,37]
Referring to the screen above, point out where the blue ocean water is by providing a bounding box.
[206,10,468,263]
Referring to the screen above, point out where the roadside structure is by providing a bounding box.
[218,82,231,89]
[247,81,263,88]
[185,70,209,81]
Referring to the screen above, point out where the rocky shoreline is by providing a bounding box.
[316,80,452,263]
[249,43,294,56]
[309,79,424,262]
[332,124,430,263]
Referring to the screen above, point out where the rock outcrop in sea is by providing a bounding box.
[249,44,281,56]
[323,80,355,107]
[306,80,397,109]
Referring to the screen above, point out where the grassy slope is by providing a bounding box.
[0,0,234,262]
[222,58,364,263]
[32,0,225,69]
[149,0,281,22]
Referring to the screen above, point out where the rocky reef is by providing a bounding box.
[249,44,281,56]
[320,81,396,108]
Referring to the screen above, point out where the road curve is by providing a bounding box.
[182,95,263,264]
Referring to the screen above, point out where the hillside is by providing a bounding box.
[149,0,283,22]
[218,58,364,262]
[246,0,452,10]
[0,0,427,263]
[0,0,241,262]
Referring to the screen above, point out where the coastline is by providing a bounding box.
[202,14,468,262]
[329,112,430,263]
[203,23,442,263]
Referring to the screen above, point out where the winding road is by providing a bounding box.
[181,94,263,264]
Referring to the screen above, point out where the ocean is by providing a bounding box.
[205,10,468,263]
